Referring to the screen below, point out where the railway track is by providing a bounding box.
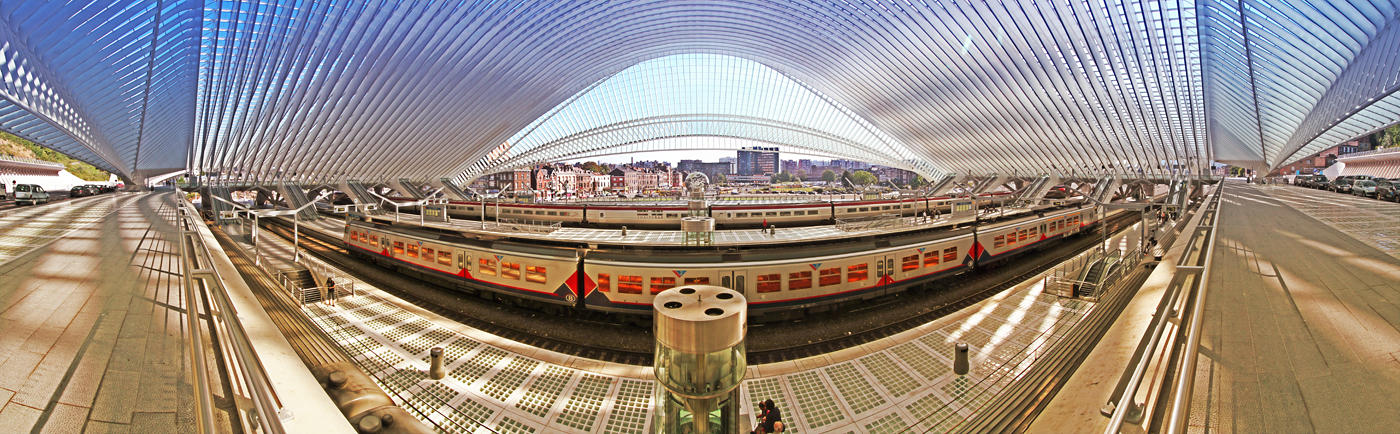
[254,209,1142,366]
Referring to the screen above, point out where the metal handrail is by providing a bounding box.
[1165,185,1225,433]
[176,204,218,434]
[1103,184,1221,433]
[177,196,286,434]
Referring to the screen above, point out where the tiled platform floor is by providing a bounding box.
[1188,183,1400,432]
[0,192,204,433]
[244,221,1115,433]
[1254,185,1400,259]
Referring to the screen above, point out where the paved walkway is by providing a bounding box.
[1190,183,1400,432]
[238,212,1144,433]
[0,193,205,433]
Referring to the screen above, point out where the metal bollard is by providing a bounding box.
[429,347,445,380]
[953,343,969,375]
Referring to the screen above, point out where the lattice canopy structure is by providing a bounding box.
[1,1,1398,183]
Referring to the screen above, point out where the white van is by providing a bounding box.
[14,184,50,205]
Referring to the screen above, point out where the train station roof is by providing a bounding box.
[1,1,1398,182]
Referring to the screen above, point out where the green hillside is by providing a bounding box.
[0,131,111,181]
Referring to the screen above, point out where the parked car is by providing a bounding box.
[1306,174,1327,189]
[1330,177,1355,193]
[0,182,7,201]
[1353,180,1379,197]
[69,185,89,197]
[1375,180,1399,202]
[14,184,50,205]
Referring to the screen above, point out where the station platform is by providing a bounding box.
[1189,184,1400,431]
[338,205,1047,247]
[0,193,195,432]
[1034,181,1400,432]
[228,206,1146,433]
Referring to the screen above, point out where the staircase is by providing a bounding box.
[280,269,321,304]
[278,183,320,221]
[344,180,384,214]
[397,178,425,199]
[1076,260,1107,298]
[1011,176,1053,204]
[206,186,238,224]
[1089,175,1120,204]
[439,177,473,200]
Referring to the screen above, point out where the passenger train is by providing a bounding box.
[343,202,1110,319]
[387,193,1020,228]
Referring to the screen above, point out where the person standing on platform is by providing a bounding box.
[325,277,337,306]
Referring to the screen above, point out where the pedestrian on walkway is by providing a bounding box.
[325,277,337,306]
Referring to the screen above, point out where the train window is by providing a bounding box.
[736,213,747,218]
[819,268,841,286]
[501,262,520,280]
[847,264,868,282]
[859,207,869,212]
[618,275,643,294]
[943,247,958,262]
[526,266,547,283]
[994,235,1005,248]
[1029,228,1038,238]
[756,274,782,292]
[408,244,420,258]
[902,255,919,271]
[650,277,676,294]
[596,274,610,292]
[1006,231,1017,245]
[1018,230,1028,242]
[437,251,452,266]
[808,210,819,215]
[392,242,405,255]
[369,234,378,243]
[779,211,792,216]
[789,271,812,290]
[767,212,776,216]
[422,248,434,260]
[683,277,709,285]
[924,251,939,266]
[478,258,497,276]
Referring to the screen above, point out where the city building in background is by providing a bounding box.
[737,146,779,176]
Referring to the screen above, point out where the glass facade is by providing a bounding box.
[1,1,1396,182]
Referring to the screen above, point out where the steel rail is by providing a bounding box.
[176,203,218,434]
[1103,183,1220,433]
[1165,185,1225,433]
[177,197,287,433]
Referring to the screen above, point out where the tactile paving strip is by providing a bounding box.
[293,249,1105,432]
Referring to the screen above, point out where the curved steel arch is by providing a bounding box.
[456,114,934,186]
[2,1,1398,181]
[454,54,940,183]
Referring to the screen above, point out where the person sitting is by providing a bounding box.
[751,399,783,433]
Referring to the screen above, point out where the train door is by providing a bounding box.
[875,255,894,286]
[721,271,747,295]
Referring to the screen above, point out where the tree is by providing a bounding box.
[851,170,878,186]
[772,171,798,183]
[1381,124,1400,149]
[910,176,927,188]
[821,169,836,183]
[712,173,726,184]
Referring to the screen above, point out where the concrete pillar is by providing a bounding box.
[652,285,747,434]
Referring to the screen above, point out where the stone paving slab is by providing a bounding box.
[1187,183,1400,433]
[246,219,1112,433]
[0,193,197,433]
